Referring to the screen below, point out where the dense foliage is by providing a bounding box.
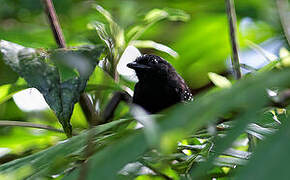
[0,0,289,179]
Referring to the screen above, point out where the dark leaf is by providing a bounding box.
[0,40,103,136]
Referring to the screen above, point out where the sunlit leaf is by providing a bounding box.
[131,40,179,58]
[208,72,232,88]
[280,47,290,66]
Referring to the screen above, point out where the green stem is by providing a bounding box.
[0,120,65,133]
[225,0,242,79]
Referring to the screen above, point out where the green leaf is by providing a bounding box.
[0,119,132,178]
[280,47,290,66]
[222,148,251,160]
[94,4,125,49]
[258,60,280,73]
[236,116,290,180]
[130,40,179,58]
[154,69,290,178]
[127,8,190,42]
[246,123,276,140]
[63,131,147,180]
[208,72,232,88]
[0,56,18,85]
[0,78,27,105]
[214,156,247,167]
[0,40,103,137]
[88,21,113,52]
[66,69,290,179]
[86,66,122,92]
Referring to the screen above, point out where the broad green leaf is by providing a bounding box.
[67,69,290,179]
[0,119,132,178]
[130,40,179,58]
[0,40,103,137]
[208,72,232,88]
[153,69,290,178]
[236,116,290,180]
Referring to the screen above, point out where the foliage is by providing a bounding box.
[0,41,103,136]
[0,1,290,180]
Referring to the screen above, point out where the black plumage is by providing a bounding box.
[127,54,193,113]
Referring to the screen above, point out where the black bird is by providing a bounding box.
[127,54,193,113]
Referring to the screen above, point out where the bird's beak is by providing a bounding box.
[127,62,150,70]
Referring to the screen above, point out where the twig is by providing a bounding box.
[276,0,290,46]
[101,91,132,124]
[0,120,64,133]
[79,93,99,126]
[41,0,100,178]
[42,0,66,48]
[42,0,98,127]
[225,0,242,80]
[225,0,257,152]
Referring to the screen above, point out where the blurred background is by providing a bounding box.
[0,0,288,163]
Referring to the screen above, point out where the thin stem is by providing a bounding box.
[42,0,66,48]
[225,0,241,80]
[41,0,100,178]
[79,94,99,126]
[276,0,290,46]
[101,91,132,124]
[0,120,64,133]
[42,0,98,127]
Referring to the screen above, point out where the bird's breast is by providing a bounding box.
[132,82,181,113]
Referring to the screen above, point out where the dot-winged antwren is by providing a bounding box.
[127,54,193,113]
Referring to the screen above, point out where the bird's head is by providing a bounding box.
[127,54,175,81]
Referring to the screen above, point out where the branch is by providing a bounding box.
[42,0,66,48]
[42,0,98,127]
[79,94,99,126]
[225,0,242,80]
[0,120,65,133]
[101,91,132,124]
